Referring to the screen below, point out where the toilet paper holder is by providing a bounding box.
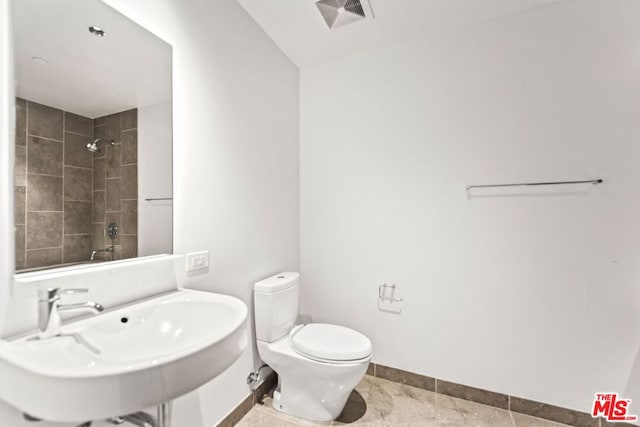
[378,283,403,303]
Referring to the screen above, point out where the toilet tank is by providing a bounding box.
[254,272,300,343]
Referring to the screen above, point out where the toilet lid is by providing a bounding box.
[290,323,372,362]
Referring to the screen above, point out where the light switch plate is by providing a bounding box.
[186,251,209,272]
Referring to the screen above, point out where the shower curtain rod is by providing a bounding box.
[466,179,603,190]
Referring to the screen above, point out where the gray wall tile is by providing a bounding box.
[26,248,63,269]
[106,178,122,212]
[121,130,137,164]
[104,113,121,142]
[122,109,137,131]
[64,201,92,234]
[121,200,137,234]
[63,234,92,263]
[28,101,63,140]
[15,105,26,146]
[64,132,92,168]
[122,165,137,199]
[14,186,26,225]
[15,225,25,269]
[106,144,121,178]
[93,158,105,190]
[64,112,93,136]
[112,244,122,260]
[121,235,137,259]
[15,145,26,186]
[64,167,92,201]
[26,212,62,249]
[93,223,106,250]
[27,174,63,211]
[28,136,63,176]
[16,100,141,270]
[93,191,105,222]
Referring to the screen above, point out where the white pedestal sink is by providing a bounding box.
[0,289,248,424]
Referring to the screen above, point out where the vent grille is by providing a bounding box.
[344,0,365,18]
[316,0,367,29]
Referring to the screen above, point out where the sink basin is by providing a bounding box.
[0,289,248,423]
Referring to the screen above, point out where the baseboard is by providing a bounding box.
[220,363,630,427]
[370,363,626,427]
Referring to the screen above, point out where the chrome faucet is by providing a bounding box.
[37,288,104,339]
[91,246,114,261]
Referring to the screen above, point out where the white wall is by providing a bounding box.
[138,102,173,256]
[0,0,299,425]
[104,0,300,424]
[300,0,640,414]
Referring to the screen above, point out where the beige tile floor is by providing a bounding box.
[236,375,572,427]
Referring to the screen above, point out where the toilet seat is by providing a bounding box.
[290,323,372,363]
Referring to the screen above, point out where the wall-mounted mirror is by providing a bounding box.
[12,0,172,273]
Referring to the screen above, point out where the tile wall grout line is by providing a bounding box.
[27,172,64,178]
[26,246,64,251]
[22,101,29,268]
[62,110,66,264]
[64,165,93,171]
[64,129,93,138]
[92,119,95,260]
[26,133,64,143]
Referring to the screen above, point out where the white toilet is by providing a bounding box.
[254,272,372,422]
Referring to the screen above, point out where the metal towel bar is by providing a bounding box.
[466,179,603,191]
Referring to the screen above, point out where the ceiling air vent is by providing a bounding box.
[316,0,366,29]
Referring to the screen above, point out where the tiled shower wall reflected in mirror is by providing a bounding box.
[92,110,138,262]
[14,98,138,271]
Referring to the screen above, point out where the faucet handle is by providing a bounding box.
[37,288,88,301]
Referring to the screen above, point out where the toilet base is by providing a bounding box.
[271,372,356,422]
[258,338,370,422]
